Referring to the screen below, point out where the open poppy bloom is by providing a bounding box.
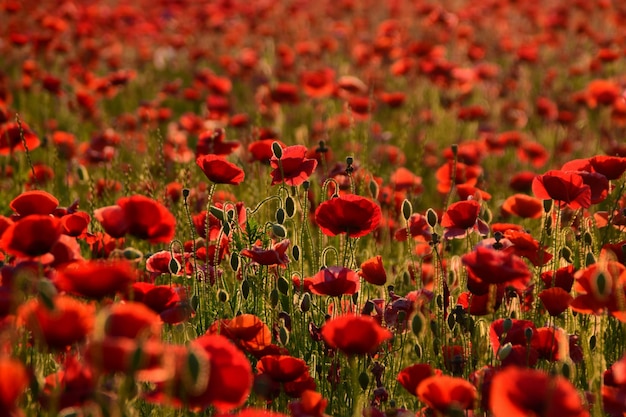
[321,314,392,356]
[501,193,543,219]
[196,128,240,157]
[417,375,477,414]
[570,261,626,322]
[532,170,591,209]
[0,121,41,155]
[441,199,489,239]
[359,255,387,286]
[397,364,437,396]
[300,67,335,98]
[196,154,245,185]
[207,314,272,354]
[102,301,162,339]
[0,357,29,415]
[241,239,290,268]
[54,259,138,299]
[490,367,589,417]
[9,190,59,217]
[17,295,95,351]
[603,354,626,416]
[0,214,62,260]
[270,145,317,186]
[94,195,176,243]
[462,246,531,295]
[315,194,382,238]
[306,266,360,297]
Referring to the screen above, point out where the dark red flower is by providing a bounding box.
[541,265,576,292]
[306,266,360,297]
[417,375,477,413]
[94,195,176,243]
[196,128,240,157]
[0,121,41,155]
[270,145,317,186]
[589,155,626,180]
[321,314,392,356]
[249,139,287,164]
[532,170,591,209]
[9,190,58,217]
[61,211,91,237]
[196,154,245,185]
[257,355,309,383]
[538,287,573,316]
[462,246,531,295]
[490,367,589,417]
[54,259,138,299]
[315,194,381,238]
[241,239,290,268]
[359,255,387,286]
[0,214,62,259]
[441,199,489,238]
[603,354,626,416]
[397,364,435,396]
[40,355,95,409]
[0,357,29,415]
[17,295,95,350]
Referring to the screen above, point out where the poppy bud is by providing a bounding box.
[182,188,190,199]
[168,257,181,275]
[543,199,553,213]
[272,141,283,159]
[272,223,287,238]
[346,156,354,166]
[426,208,438,228]
[561,362,571,379]
[589,335,596,350]
[447,314,456,330]
[230,253,239,271]
[276,208,285,224]
[585,252,595,266]
[279,325,289,345]
[300,293,311,312]
[241,280,250,300]
[278,276,290,295]
[292,245,300,261]
[502,318,513,333]
[270,288,279,307]
[285,196,295,217]
[414,343,422,358]
[402,199,413,221]
[359,371,369,390]
[217,289,229,303]
[123,247,143,261]
[303,180,310,191]
[77,165,89,182]
[362,300,375,315]
[191,295,199,310]
[559,247,572,263]
[37,279,58,310]
[524,327,533,343]
[583,232,593,246]
[451,143,458,156]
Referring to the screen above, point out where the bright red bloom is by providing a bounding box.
[207,314,272,354]
[9,190,58,216]
[61,211,91,237]
[241,239,290,268]
[441,199,489,238]
[359,255,387,286]
[300,68,335,98]
[589,155,626,180]
[570,261,626,322]
[501,194,543,219]
[0,121,41,155]
[417,375,477,413]
[321,314,392,356]
[0,214,62,259]
[435,161,482,194]
[94,195,176,243]
[249,139,287,164]
[532,170,591,209]
[104,302,162,339]
[502,230,552,267]
[490,367,589,417]
[85,337,164,376]
[397,364,435,396]
[0,357,29,415]
[54,259,138,299]
[462,246,531,295]
[17,295,95,350]
[196,154,245,185]
[270,145,317,186]
[306,266,360,297]
[257,355,309,383]
[315,194,381,238]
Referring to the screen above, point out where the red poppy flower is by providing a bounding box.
[249,139,287,164]
[129,282,193,325]
[394,213,432,242]
[17,295,95,350]
[390,167,423,193]
[589,155,626,180]
[532,170,591,209]
[501,194,543,219]
[270,145,317,186]
[196,154,245,185]
[0,214,62,259]
[196,128,240,157]
[85,337,164,376]
[490,367,588,417]
[306,266,360,297]
[397,364,436,396]
[94,195,176,243]
[54,259,138,299]
[603,355,626,416]
[463,246,531,295]
[585,79,620,108]
[288,390,328,417]
[321,314,392,356]
[40,355,95,409]
[457,289,505,316]
[570,261,626,322]
[0,357,29,414]
[509,171,536,192]
[9,190,58,217]
[541,265,576,292]
[538,288,573,316]
[0,121,41,155]
[315,194,382,238]
[417,375,477,413]
[300,68,335,98]
[215,409,288,417]
[257,355,309,383]
[104,302,162,339]
[359,255,387,286]
[502,230,552,266]
[61,211,91,237]
[241,239,290,268]
[441,199,489,238]
[207,314,272,354]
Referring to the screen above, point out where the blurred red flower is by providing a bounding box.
[17,295,95,350]
[103,301,162,339]
[54,259,138,299]
[441,199,489,238]
[196,154,245,185]
[196,128,240,157]
[462,246,531,295]
[0,357,29,415]
[490,367,589,417]
[270,145,317,186]
[359,255,387,286]
[300,68,335,98]
[241,239,290,268]
[321,314,392,356]
[501,193,543,219]
[306,266,360,297]
[9,190,58,217]
[397,363,436,396]
[532,170,591,209]
[207,314,272,354]
[0,121,40,155]
[417,375,477,413]
[94,195,176,243]
[315,194,381,238]
[0,214,62,259]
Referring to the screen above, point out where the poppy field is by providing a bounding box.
[2,0,626,416]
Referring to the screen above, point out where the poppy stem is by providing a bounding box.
[349,355,362,417]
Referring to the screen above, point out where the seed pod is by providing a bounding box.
[285,196,295,217]
[402,199,413,221]
[272,141,283,159]
[270,288,279,307]
[217,289,229,303]
[241,280,250,300]
[276,208,285,224]
[411,314,423,337]
[358,372,369,390]
[168,257,181,275]
[277,276,290,295]
[369,179,379,199]
[426,208,438,228]
[292,245,300,261]
[300,293,311,312]
[230,253,240,271]
[272,223,287,238]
